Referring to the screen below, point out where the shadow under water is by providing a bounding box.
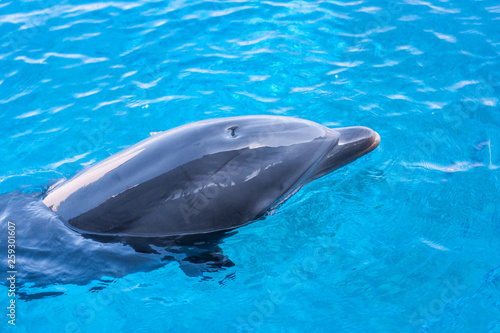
[0,191,235,300]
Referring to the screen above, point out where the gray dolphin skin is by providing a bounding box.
[43,116,380,237]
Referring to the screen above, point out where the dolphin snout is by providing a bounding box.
[311,126,380,181]
[335,126,380,154]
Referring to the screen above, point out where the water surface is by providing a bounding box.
[0,0,499,331]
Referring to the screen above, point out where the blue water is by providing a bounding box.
[1,0,499,331]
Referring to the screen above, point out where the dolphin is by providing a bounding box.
[43,116,380,237]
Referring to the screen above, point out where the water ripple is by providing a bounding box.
[73,89,100,98]
[235,91,280,103]
[445,80,480,91]
[404,0,461,14]
[425,29,457,43]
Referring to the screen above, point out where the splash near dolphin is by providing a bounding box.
[43,116,380,237]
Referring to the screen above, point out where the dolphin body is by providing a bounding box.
[43,116,380,237]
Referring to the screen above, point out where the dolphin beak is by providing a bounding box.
[312,126,380,180]
[334,126,380,157]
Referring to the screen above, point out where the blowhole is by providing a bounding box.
[227,126,238,138]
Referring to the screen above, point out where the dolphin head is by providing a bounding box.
[309,126,380,181]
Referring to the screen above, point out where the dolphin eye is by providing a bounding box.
[227,126,238,138]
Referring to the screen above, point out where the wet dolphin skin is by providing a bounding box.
[43,116,380,237]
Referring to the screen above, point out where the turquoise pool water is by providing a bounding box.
[1,0,499,331]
